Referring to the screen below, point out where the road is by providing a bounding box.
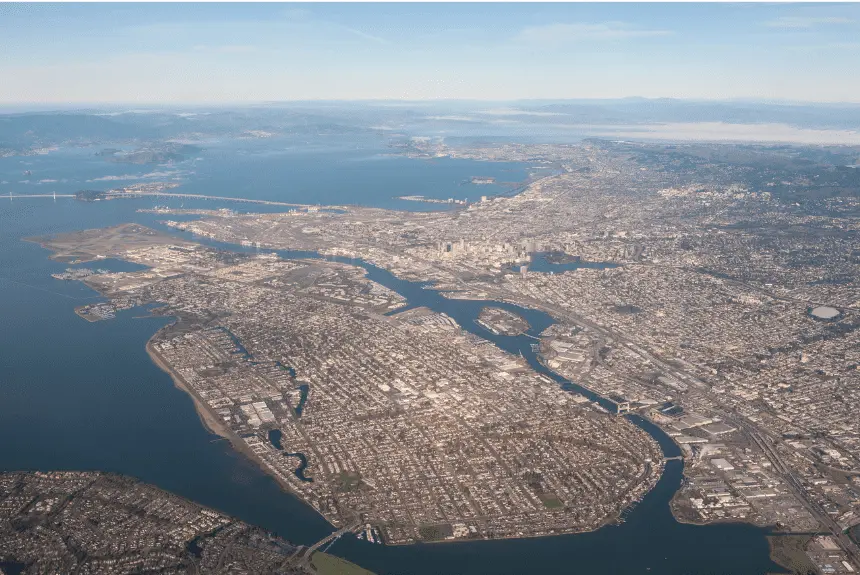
[6,193,75,198]
[109,190,342,209]
[297,523,360,566]
[743,423,860,566]
[5,190,344,210]
[473,282,860,567]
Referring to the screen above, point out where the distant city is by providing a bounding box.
[0,100,857,574]
[2,4,860,574]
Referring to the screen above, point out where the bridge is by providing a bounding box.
[7,193,73,199]
[295,522,361,566]
[109,190,342,210]
[6,190,337,210]
[5,189,349,211]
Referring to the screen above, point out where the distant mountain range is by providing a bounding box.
[2,100,859,152]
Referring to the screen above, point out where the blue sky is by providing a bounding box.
[2,3,859,104]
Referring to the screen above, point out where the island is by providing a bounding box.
[74,189,108,201]
[476,306,530,336]
[31,224,664,545]
[98,143,202,165]
[542,250,581,265]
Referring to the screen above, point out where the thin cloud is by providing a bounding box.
[281,7,312,21]
[478,108,567,117]
[785,41,860,54]
[337,24,390,45]
[425,115,480,122]
[765,16,854,29]
[126,17,389,50]
[546,122,860,145]
[516,22,673,45]
[192,45,258,54]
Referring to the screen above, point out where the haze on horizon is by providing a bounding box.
[2,2,860,106]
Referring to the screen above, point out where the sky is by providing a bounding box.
[2,2,860,104]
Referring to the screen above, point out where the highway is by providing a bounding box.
[743,423,860,566]
[6,193,74,198]
[5,190,332,209]
[108,190,341,209]
[474,282,860,568]
[296,523,360,566]
[6,190,342,210]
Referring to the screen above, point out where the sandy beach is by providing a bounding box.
[144,333,339,531]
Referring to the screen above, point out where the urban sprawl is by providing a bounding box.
[17,139,860,574]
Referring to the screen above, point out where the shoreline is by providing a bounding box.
[143,330,340,534]
[146,326,664,547]
[21,236,97,264]
[28,233,660,548]
[384,509,628,547]
[145,329,637,547]
[670,500,803,573]
[30,230,774,552]
[146,337,231,442]
[74,306,106,322]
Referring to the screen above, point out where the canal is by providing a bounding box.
[162,229,780,575]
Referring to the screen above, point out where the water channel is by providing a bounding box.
[0,197,782,574]
[167,229,783,575]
